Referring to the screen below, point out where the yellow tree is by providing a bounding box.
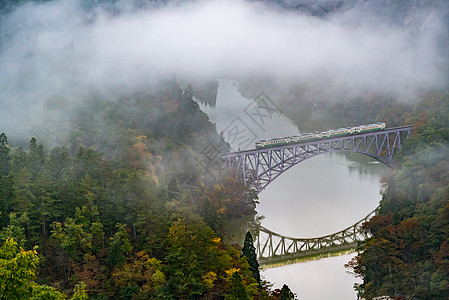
[0,237,88,299]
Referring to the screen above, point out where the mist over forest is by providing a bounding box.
[1,0,449,299]
[1,0,448,143]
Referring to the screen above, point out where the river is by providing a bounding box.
[197,79,389,299]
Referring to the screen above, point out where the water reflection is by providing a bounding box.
[197,79,389,300]
[262,253,362,300]
[257,152,388,238]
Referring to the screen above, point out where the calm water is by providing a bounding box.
[199,79,388,300]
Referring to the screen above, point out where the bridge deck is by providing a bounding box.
[221,125,413,193]
[222,125,413,158]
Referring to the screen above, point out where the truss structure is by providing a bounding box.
[222,126,413,193]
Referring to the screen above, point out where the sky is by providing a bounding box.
[0,0,447,140]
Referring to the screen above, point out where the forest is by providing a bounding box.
[0,81,297,299]
[4,81,449,300]
[343,93,449,299]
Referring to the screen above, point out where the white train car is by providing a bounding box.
[255,122,386,149]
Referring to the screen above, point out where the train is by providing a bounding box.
[255,122,386,149]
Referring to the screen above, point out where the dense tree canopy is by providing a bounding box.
[346,93,449,299]
[0,80,278,299]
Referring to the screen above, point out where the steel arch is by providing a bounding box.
[222,125,412,193]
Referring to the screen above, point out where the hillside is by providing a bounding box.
[344,93,449,299]
[0,80,286,299]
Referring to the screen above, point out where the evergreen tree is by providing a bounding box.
[33,168,61,242]
[0,175,14,228]
[28,137,45,179]
[226,271,248,300]
[0,213,27,247]
[280,284,296,300]
[242,231,260,285]
[10,147,27,172]
[201,197,219,232]
[11,167,35,214]
[107,223,132,267]
[47,147,71,183]
[0,133,10,177]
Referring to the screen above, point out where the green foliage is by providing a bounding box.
[11,167,35,214]
[32,166,61,244]
[348,93,449,299]
[0,175,14,228]
[107,223,132,267]
[30,284,66,300]
[201,197,220,232]
[242,231,260,285]
[161,215,261,299]
[0,237,83,300]
[0,212,27,247]
[53,206,104,262]
[0,133,10,177]
[226,271,248,300]
[10,147,27,173]
[0,81,283,298]
[28,137,45,179]
[280,284,296,300]
[0,237,38,299]
[71,283,88,300]
[163,217,216,298]
[111,251,166,298]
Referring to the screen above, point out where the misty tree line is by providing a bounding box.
[0,80,297,299]
[340,93,449,299]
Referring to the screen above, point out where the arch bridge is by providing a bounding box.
[221,125,413,193]
[252,209,376,266]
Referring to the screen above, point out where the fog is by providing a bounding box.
[0,0,447,139]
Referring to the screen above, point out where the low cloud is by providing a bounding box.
[0,0,446,139]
